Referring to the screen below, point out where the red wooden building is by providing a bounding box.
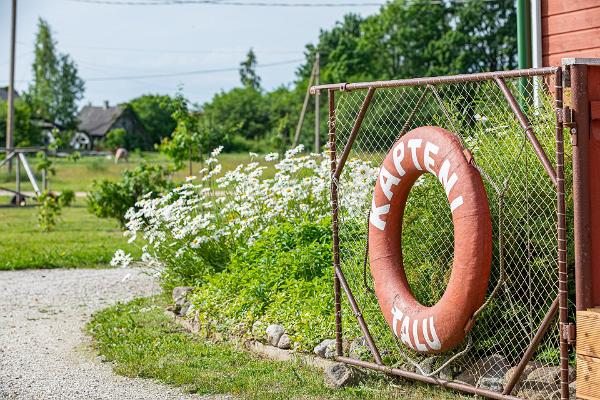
[541,0,600,66]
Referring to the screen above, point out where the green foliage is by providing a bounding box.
[36,189,77,232]
[105,128,127,150]
[0,99,42,147]
[128,94,177,146]
[191,219,335,350]
[239,48,261,90]
[200,86,270,147]
[87,163,172,226]
[36,191,61,232]
[27,18,84,129]
[157,92,204,173]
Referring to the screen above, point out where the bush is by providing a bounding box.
[116,146,376,289]
[36,190,75,231]
[104,128,127,150]
[87,163,172,226]
[191,219,336,350]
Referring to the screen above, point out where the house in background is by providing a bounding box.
[0,86,19,101]
[75,101,147,150]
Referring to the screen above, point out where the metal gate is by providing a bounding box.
[311,67,572,399]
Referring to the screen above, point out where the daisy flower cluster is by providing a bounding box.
[111,145,378,276]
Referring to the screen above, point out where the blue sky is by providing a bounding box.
[0,0,380,107]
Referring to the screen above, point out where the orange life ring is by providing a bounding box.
[368,126,492,354]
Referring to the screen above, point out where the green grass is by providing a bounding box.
[88,295,467,400]
[0,152,271,193]
[0,200,139,270]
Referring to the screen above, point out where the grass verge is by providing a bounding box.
[0,201,139,270]
[87,295,468,400]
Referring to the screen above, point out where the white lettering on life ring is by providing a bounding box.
[371,139,464,231]
[392,306,441,352]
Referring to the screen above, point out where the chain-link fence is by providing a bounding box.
[314,68,572,400]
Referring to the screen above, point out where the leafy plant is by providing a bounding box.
[191,219,336,349]
[36,189,77,231]
[104,128,127,150]
[87,163,172,226]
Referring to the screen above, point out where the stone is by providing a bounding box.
[456,354,510,391]
[277,334,291,350]
[266,324,285,347]
[172,286,193,302]
[503,361,540,393]
[314,339,336,359]
[172,286,193,315]
[178,301,191,317]
[478,377,504,392]
[569,381,576,399]
[516,389,560,400]
[521,366,576,392]
[324,363,360,388]
[349,337,370,360]
[251,320,265,338]
[419,356,439,375]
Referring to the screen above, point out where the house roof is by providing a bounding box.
[0,86,19,101]
[77,105,125,137]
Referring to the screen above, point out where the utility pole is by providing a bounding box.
[6,0,17,173]
[314,51,320,153]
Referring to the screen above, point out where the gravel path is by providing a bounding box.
[0,268,212,400]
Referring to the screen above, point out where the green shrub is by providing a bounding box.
[87,162,172,226]
[190,218,339,350]
[36,189,77,231]
[104,128,127,150]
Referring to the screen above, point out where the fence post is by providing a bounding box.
[567,58,600,310]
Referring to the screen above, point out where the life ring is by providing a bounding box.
[368,126,492,354]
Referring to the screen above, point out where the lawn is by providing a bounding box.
[0,200,139,270]
[88,295,468,400]
[0,152,269,193]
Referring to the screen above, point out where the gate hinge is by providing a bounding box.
[562,106,577,145]
[561,323,576,346]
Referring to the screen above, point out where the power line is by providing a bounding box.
[65,0,384,6]
[84,58,303,81]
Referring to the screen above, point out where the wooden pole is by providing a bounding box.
[314,52,320,153]
[6,0,17,173]
[293,60,317,147]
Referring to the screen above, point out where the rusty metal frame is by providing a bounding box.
[317,66,572,400]
[570,64,593,311]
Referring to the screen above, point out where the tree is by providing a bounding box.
[128,94,177,146]
[201,86,269,144]
[239,48,261,90]
[158,92,204,175]
[0,99,42,147]
[446,0,517,73]
[28,18,84,129]
[55,54,85,129]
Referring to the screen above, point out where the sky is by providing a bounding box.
[0,0,381,107]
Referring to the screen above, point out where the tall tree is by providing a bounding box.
[30,18,58,121]
[55,54,85,129]
[129,94,177,146]
[239,48,261,90]
[28,18,84,129]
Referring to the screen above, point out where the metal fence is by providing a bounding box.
[311,67,572,400]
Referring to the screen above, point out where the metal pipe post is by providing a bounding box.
[571,64,593,310]
[314,52,320,153]
[6,0,17,173]
[328,89,343,357]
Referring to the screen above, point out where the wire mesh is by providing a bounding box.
[330,73,573,399]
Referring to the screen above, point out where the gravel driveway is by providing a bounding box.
[0,268,210,400]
